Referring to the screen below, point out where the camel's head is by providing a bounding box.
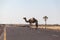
[23,17,26,19]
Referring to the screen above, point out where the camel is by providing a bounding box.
[23,17,38,30]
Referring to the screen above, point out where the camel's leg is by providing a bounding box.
[29,23,32,30]
[35,21,38,30]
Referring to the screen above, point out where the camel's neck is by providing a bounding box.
[24,18,28,22]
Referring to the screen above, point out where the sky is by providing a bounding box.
[0,0,60,24]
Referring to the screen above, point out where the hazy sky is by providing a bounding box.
[0,0,60,24]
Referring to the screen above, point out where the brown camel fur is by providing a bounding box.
[23,17,38,30]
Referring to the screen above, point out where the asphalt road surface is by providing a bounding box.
[0,32,4,40]
[6,27,60,40]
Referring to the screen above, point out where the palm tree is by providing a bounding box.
[43,16,48,29]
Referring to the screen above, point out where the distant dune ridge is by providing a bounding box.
[2,24,60,26]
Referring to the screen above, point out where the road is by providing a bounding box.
[6,27,60,40]
[0,32,4,40]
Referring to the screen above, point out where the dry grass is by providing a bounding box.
[31,26,60,31]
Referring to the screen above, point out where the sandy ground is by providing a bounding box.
[6,27,60,40]
[5,24,60,31]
